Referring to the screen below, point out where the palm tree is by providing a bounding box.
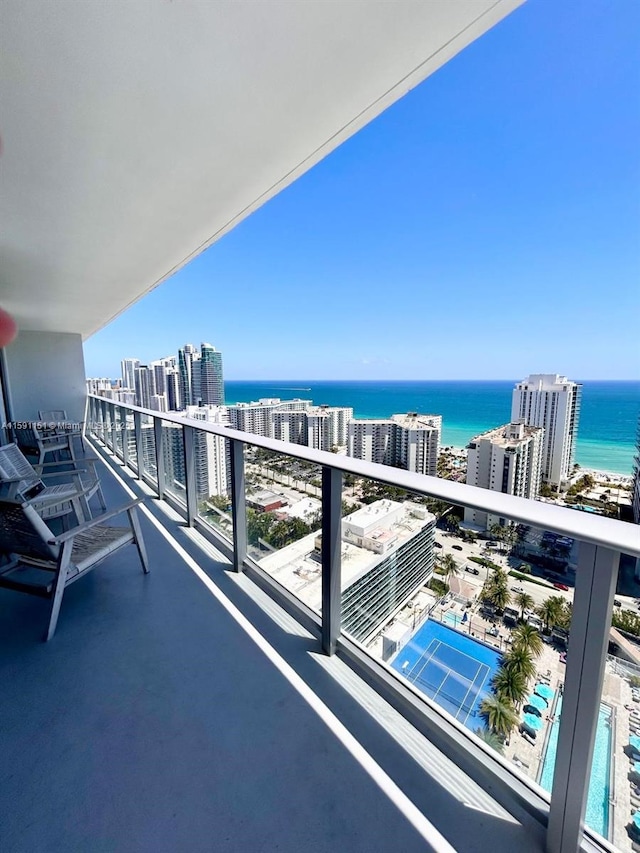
[492,666,529,707]
[503,646,536,681]
[480,695,518,739]
[515,592,534,621]
[489,583,511,612]
[489,566,508,586]
[474,728,505,755]
[512,623,543,658]
[439,553,459,582]
[536,596,566,632]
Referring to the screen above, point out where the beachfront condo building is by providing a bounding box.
[228,398,312,439]
[347,413,442,476]
[199,343,225,406]
[464,421,544,530]
[271,405,353,451]
[511,373,582,489]
[307,405,354,451]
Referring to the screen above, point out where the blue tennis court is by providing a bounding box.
[391,619,502,730]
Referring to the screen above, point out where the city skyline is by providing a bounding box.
[82,0,639,381]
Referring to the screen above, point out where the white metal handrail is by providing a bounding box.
[86,395,640,557]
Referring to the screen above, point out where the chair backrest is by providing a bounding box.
[12,426,41,452]
[0,497,58,563]
[0,444,45,499]
[39,410,67,424]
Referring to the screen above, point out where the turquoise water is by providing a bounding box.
[225,380,639,475]
[391,620,501,732]
[443,612,462,628]
[539,697,612,839]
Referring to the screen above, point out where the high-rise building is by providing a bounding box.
[149,394,168,412]
[121,358,139,391]
[261,499,436,644]
[151,361,168,397]
[272,405,354,451]
[178,344,198,407]
[347,413,441,476]
[511,374,581,489]
[86,378,113,395]
[184,405,231,497]
[199,343,224,405]
[464,421,544,530]
[228,398,311,438]
[272,410,308,445]
[306,406,353,451]
[134,365,155,408]
[166,369,181,411]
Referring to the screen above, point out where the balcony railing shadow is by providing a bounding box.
[0,447,549,853]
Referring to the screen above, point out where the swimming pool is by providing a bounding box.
[443,611,462,628]
[539,696,612,839]
[391,619,502,732]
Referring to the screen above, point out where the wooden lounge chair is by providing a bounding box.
[13,424,75,465]
[39,409,85,453]
[0,443,105,524]
[0,495,149,640]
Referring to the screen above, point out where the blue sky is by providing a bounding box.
[84,0,639,381]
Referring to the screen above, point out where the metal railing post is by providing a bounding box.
[154,418,166,500]
[546,544,618,853]
[133,411,144,479]
[230,439,247,573]
[321,466,342,655]
[183,425,197,526]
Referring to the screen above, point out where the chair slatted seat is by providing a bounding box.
[0,496,149,640]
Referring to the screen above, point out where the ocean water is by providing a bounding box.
[224,380,639,475]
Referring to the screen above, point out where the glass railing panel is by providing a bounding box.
[113,407,123,460]
[100,403,113,451]
[195,432,233,543]
[139,417,157,485]
[159,420,186,505]
[122,412,137,472]
[243,445,323,615]
[337,479,579,777]
[89,399,105,445]
[338,475,440,651]
[579,557,630,850]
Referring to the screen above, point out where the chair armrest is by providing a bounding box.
[40,436,70,448]
[34,458,100,469]
[40,468,90,479]
[48,498,145,544]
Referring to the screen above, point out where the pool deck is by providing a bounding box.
[375,594,639,849]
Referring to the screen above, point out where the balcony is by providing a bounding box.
[3,397,638,852]
[1,436,548,853]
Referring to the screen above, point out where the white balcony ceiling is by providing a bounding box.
[0,0,521,338]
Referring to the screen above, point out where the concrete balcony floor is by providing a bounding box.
[0,447,547,852]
